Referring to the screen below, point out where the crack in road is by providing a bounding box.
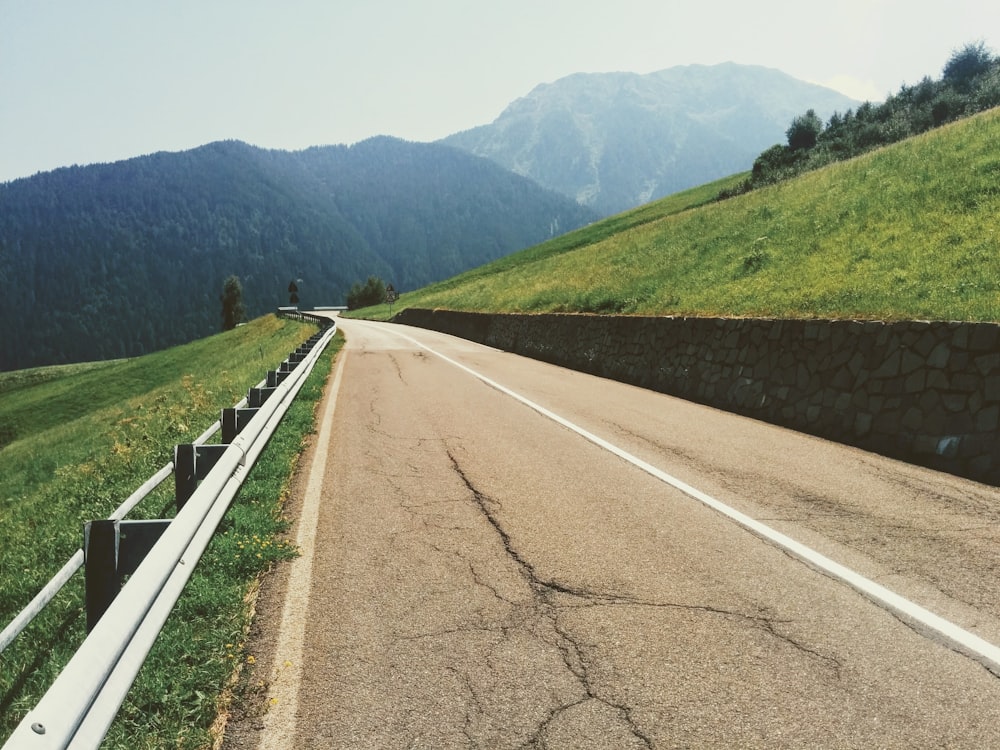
[386,352,405,382]
[439,448,847,747]
[447,449,653,749]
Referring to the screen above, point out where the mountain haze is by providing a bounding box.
[0,138,595,371]
[441,63,858,216]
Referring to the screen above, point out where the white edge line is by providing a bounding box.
[256,345,347,749]
[386,324,1000,674]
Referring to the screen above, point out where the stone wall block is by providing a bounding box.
[902,407,924,432]
[969,391,984,414]
[847,350,866,377]
[831,367,854,390]
[952,373,981,393]
[872,350,902,379]
[901,350,925,375]
[904,370,927,394]
[985,375,1000,402]
[919,389,941,413]
[949,352,971,373]
[975,353,1000,376]
[927,370,951,391]
[913,329,939,357]
[945,411,975,434]
[928,341,952,369]
[976,405,1000,432]
[970,324,998,351]
[942,393,969,412]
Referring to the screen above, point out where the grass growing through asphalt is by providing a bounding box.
[0,315,341,747]
[356,107,1000,323]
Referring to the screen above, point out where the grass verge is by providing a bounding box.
[0,316,341,747]
[104,330,343,749]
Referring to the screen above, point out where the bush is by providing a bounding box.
[346,275,387,310]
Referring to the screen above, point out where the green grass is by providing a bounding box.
[352,108,1000,323]
[0,315,342,747]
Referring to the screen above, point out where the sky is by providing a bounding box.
[1,0,997,183]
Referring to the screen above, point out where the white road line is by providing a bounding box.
[386,324,1000,674]
[257,348,347,750]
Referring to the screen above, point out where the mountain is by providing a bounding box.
[0,138,597,371]
[440,62,859,216]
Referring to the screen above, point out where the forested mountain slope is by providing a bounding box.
[0,138,596,370]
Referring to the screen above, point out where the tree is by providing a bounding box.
[346,275,387,310]
[943,41,994,91]
[786,109,823,152]
[221,275,246,331]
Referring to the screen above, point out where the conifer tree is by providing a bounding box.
[221,275,246,330]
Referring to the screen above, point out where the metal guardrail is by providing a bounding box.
[2,319,336,749]
[0,427,224,655]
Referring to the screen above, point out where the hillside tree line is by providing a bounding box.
[722,42,1000,197]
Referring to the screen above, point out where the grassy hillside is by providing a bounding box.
[0,315,340,747]
[363,107,1000,323]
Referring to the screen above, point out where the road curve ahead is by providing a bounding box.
[240,317,1000,749]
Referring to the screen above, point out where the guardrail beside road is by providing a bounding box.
[2,316,336,750]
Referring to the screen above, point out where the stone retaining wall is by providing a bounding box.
[395,309,1000,485]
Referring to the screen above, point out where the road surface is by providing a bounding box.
[224,316,1000,749]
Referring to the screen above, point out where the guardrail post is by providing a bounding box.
[222,407,259,443]
[266,369,288,388]
[174,444,229,510]
[248,386,276,408]
[84,519,171,631]
[84,521,119,632]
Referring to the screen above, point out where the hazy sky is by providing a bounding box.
[1,0,996,182]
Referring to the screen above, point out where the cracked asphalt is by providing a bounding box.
[225,317,1000,749]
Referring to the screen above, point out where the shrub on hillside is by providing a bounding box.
[347,275,387,309]
[721,42,1000,200]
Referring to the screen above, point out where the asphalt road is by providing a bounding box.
[227,316,1000,749]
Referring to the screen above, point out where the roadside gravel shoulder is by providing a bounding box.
[216,356,337,750]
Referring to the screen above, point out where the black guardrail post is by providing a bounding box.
[84,519,170,631]
[221,407,260,443]
[84,521,118,632]
[247,387,276,408]
[174,444,229,511]
[266,369,289,387]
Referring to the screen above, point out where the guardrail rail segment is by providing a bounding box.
[2,316,336,750]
